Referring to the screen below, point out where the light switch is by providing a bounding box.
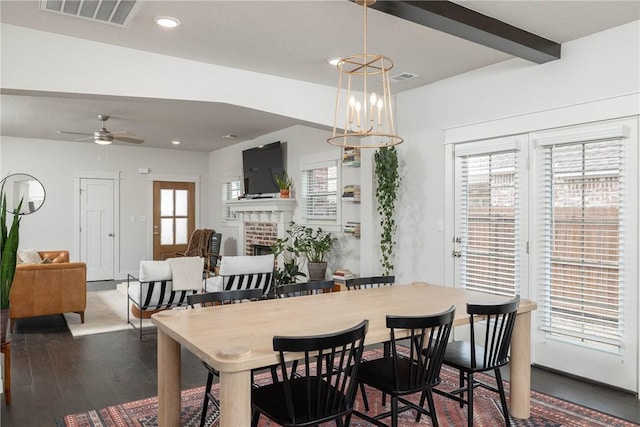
[130,215,136,222]
[139,215,147,222]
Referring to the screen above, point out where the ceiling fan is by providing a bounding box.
[56,114,144,145]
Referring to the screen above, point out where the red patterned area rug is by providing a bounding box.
[56,351,638,427]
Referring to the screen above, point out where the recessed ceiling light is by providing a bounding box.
[222,134,238,140]
[154,16,180,28]
[171,140,181,145]
[327,57,341,66]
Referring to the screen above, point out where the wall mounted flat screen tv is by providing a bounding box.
[242,141,284,196]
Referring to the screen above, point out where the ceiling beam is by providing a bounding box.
[366,0,561,64]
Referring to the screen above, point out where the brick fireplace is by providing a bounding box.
[227,199,296,255]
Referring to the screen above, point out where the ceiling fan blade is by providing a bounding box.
[74,136,94,142]
[56,130,92,136]
[113,135,144,144]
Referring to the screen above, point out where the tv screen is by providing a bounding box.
[242,141,284,196]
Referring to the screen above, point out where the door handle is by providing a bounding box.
[108,233,115,237]
[452,250,462,258]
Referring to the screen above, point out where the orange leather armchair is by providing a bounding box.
[9,250,86,331]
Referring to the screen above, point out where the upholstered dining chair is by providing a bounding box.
[186,288,264,427]
[251,320,369,427]
[345,275,395,290]
[353,306,456,427]
[430,295,520,427]
[205,232,222,275]
[275,280,335,298]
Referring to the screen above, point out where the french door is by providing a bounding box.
[451,117,638,392]
[452,135,529,298]
[530,118,638,392]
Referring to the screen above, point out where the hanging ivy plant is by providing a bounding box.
[374,146,401,275]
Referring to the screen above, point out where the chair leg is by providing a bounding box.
[459,370,465,408]
[425,389,439,427]
[391,396,399,427]
[416,391,426,422]
[467,373,474,427]
[200,372,214,427]
[359,382,370,412]
[494,368,511,427]
[251,410,260,427]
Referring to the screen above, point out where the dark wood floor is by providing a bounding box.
[1,285,639,426]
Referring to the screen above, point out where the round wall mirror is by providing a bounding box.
[0,173,46,215]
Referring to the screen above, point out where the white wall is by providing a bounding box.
[0,137,209,277]
[389,21,639,286]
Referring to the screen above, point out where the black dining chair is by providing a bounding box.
[275,280,335,297]
[251,320,369,427]
[187,288,264,427]
[352,306,455,427]
[430,295,520,427]
[345,275,395,290]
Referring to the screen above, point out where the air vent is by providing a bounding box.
[40,0,141,27]
[390,72,419,83]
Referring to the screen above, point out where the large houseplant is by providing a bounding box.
[270,228,306,287]
[0,179,22,342]
[288,222,336,281]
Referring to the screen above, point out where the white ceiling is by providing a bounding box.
[1,0,639,152]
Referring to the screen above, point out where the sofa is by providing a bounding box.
[10,250,86,331]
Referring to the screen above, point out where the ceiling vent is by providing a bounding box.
[40,0,141,27]
[390,72,419,83]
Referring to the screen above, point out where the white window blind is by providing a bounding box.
[301,161,338,221]
[221,178,241,221]
[459,150,519,297]
[540,138,624,350]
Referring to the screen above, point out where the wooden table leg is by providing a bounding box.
[509,311,531,419]
[157,330,180,427]
[1,341,10,405]
[219,370,252,427]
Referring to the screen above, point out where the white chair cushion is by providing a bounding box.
[205,254,275,293]
[139,260,172,282]
[219,254,274,275]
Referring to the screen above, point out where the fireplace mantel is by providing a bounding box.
[226,198,296,255]
[227,198,296,214]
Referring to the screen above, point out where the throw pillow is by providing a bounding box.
[18,249,42,264]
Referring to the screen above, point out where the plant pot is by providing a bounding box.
[280,189,290,199]
[307,262,328,281]
[0,307,10,343]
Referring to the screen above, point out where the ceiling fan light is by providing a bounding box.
[95,136,113,145]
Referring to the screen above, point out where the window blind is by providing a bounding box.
[459,151,519,297]
[541,138,624,350]
[221,178,241,221]
[301,161,338,220]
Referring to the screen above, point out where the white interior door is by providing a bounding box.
[80,178,115,281]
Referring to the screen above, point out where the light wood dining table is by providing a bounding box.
[152,282,537,426]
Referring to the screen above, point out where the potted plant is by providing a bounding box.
[288,222,336,281]
[0,179,22,343]
[274,171,293,198]
[270,231,306,288]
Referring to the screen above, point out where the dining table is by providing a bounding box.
[152,282,537,426]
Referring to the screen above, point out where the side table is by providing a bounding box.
[1,341,10,404]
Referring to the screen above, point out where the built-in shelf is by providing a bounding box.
[344,221,361,238]
[342,148,361,167]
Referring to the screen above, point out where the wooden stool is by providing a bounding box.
[1,341,10,404]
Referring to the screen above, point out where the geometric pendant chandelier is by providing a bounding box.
[327,0,403,148]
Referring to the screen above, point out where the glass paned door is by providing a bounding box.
[153,181,195,260]
[453,136,528,298]
[531,118,638,392]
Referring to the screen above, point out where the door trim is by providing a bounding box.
[72,170,121,277]
[146,174,201,260]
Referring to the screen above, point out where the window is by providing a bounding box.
[300,159,339,222]
[222,177,241,222]
[539,136,625,351]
